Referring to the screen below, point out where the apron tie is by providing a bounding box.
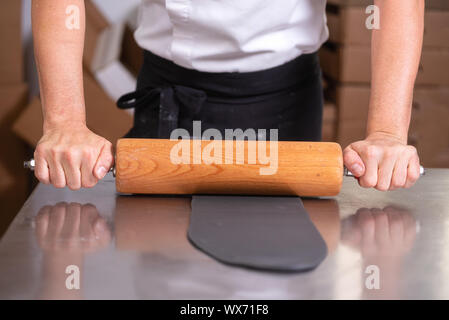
[117,85,207,138]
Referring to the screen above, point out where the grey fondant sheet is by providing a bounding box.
[188,196,328,272]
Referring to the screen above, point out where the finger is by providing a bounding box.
[357,209,375,247]
[341,216,362,247]
[60,203,81,240]
[358,146,380,188]
[35,206,51,240]
[80,204,98,241]
[401,211,417,248]
[93,141,114,180]
[390,154,409,190]
[47,154,66,188]
[81,148,99,188]
[376,154,396,191]
[405,151,420,188]
[34,151,50,184]
[343,145,365,177]
[93,217,112,247]
[61,152,82,190]
[387,210,404,246]
[373,209,389,247]
[47,202,67,240]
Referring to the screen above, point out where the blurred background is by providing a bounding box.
[0,0,448,236]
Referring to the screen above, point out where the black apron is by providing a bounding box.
[117,50,323,141]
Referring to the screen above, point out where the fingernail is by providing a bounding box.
[97,166,107,179]
[351,164,363,176]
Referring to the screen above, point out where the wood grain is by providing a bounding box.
[115,139,343,197]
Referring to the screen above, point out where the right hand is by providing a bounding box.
[341,206,417,258]
[34,122,114,190]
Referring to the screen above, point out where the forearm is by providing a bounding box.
[367,0,425,143]
[32,0,86,131]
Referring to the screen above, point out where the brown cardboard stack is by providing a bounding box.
[120,6,143,77]
[322,102,337,142]
[320,79,337,142]
[321,0,449,167]
[0,1,23,85]
[84,0,139,102]
[0,1,30,236]
[320,0,373,147]
[84,0,125,73]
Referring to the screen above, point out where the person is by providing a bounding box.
[31,0,424,191]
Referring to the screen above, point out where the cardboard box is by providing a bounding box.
[414,103,449,167]
[320,44,371,83]
[336,121,366,148]
[326,84,371,121]
[0,0,23,85]
[331,84,370,147]
[424,10,449,48]
[326,5,370,46]
[413,87,449,167]
[11,96,42,147]
[426,148,449,168]
[84,0,141,73]
[94,61,137,101]
[120,25,144,77]
[0,84,30,237]
[84,0,125,72]
[13,73,133,147]
[85,1,140,105]
[320,44,449,85]
[322,102,337,142]
[327,5,449,48]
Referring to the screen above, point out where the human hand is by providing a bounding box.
[343,132,420,191]
[341,206,417,258]
[34,122,114,190]
[35,202,111,253]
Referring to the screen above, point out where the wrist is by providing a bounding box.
[43,118,86,134]
[365,130,408,145]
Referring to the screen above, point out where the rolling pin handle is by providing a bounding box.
[24,158,115,176]
[24,159,35,171]
[344,165,426,177]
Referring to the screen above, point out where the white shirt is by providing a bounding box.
[135,0,328,73]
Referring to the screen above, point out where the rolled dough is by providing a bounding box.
[188,196,328,272]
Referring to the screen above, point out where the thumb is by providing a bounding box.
[93,141,114,180]
[343,145,365,177]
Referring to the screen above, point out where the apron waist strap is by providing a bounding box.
[117,84,206,138]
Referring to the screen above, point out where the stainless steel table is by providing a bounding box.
[0,169,448,299]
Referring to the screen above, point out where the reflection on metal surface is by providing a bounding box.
[341,206,417,299]
[113,196,342,298]
[304,199,340,253]
[2,170,449,299]
[114,196,194,255]
[34,202,112,299]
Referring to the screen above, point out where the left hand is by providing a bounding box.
[343,132,421,191]
[35,202,111,253]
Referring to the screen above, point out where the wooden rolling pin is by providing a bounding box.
[24,138,425,197]
[116,139,343,197]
